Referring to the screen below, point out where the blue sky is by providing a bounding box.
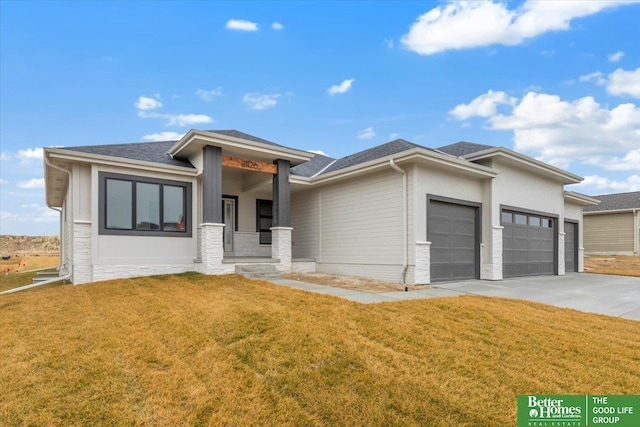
[1,0,639,235]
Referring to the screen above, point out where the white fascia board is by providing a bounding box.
[584,208,637,215]
[169,130,314,164]
[309,148,497,186]
[465,147,582,184]
[46,149,198,177]
[564,191,600,206]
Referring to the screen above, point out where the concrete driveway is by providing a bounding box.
[432,273,640,321]
[270,273,640,320]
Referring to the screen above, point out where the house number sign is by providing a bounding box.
[222,156,278,174]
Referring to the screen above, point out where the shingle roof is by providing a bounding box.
[207,130,288,149]
[60,140,193,168]
[319,139,432,175]
[437,141,494,157]
[291,154,336,177]
[583,191,640,212]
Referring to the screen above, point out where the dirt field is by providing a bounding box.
[282,272,428,293]
[0,234,59,256]
[584,255,640,277]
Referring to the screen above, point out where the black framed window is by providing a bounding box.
[256,199,273,244]
[99,172,192,237]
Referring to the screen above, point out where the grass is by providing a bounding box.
[1,273,639,426]
[0,255,60,292]
[584,255,640,277]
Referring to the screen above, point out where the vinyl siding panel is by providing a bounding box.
[291,188,319,259]
[317,169,403,282]
[584,212,634,253]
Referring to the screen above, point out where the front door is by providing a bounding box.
[222,198,236,254]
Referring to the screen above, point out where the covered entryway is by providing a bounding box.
[502,209,556,278]
[427,197,480,282]
[564,221,578,273]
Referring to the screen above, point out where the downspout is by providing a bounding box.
[389,159,408,290]
[45,155,71,275]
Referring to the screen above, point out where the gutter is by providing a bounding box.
[0,275,71,296]
[389,159,408,290]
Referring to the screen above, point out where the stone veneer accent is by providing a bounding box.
[271,227,293,272]
[558,232,565,276]
[72,221,93,285]
[233,232,272,257]
[414,241,431,284]
[93,264,196,282]
[200,223,234,275]
[481,226,503,281]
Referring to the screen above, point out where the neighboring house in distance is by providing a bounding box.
[583,191,640,256]
[44,129,599,286]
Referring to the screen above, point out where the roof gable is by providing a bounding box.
[291,154,336,177]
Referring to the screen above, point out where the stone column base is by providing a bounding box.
[578,248,585,273]
[481,226,503,281]
[200,223,225,275]
[414,241,431,284]
[271,227,293,273]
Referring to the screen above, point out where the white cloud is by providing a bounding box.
[590,149,640,171]
[449,90,640,169]
[33,208,60,223]
[17,178,45,189]
[308,149,327,156]
[195,87,223,101]
[15,147,44,165]
[243,93,281,110]
[0,178,7,185]
[573,175,640,192]
[383,38,394,48]
[272,22,284,30]
[0,211,18,220]
[20,203,40,208]
[135,96,162,110]
[401,1,637,55]
[328,79,355,95]
[607,67,640,98]
[579,71,605,85]
[226,19,259,31]
[141,132,185,142]
[357,127,376,140]
[449,90,516,120]
[389,133,400,140]
[608,51,625,62]
[166,114,213,126]
[0,152,10,161]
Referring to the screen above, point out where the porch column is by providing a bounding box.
[201,146,224,274]
[202,146,222,223]
[271,159,292,272]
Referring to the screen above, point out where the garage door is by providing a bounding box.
[564,221,577,273]
[502,210,555,278]
[428,199,479,282]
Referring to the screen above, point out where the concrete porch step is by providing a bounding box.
[235,264,281,280]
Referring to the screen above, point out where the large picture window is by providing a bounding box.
[99,172,192,236]
[256,199,273,244]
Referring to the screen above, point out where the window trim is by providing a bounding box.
[256,199,273,245]
[99,172,192,237]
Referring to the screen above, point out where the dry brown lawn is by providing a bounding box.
[1,273,639,426]
[0,255,60,292]
[584,255,640,277]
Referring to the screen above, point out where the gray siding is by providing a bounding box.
[291,188,320,259]
[584,212,634,253]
